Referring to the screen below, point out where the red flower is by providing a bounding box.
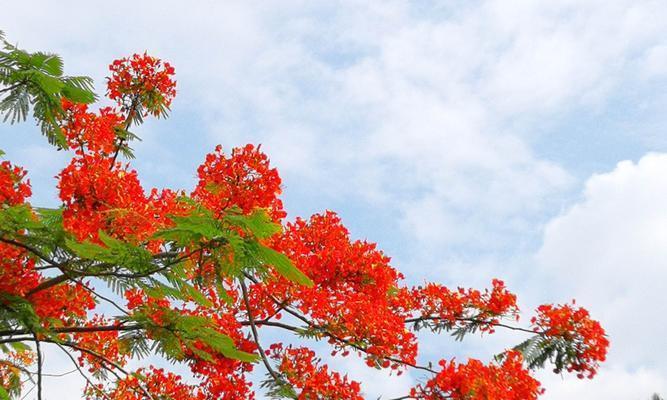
[87,366,202,400]
[0,160,31,205]
[531,302,609,378]
[412,351,544,400]
[74,316,128,372]
[193,144,286,221]
[107,53,176,118]
[406,279,519,334]
[59,99,123,155]
[268,344,363,399]
[57,153,183,249]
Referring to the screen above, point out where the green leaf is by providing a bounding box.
[0,386,9,400]
[29,52,63,76]
[155,211,224,244]
[65,231,154,274]
[224,209,281,239]
[61,83,95,103]
[33,71,64,95]
[254,244,313,287]
[8,342,30,353]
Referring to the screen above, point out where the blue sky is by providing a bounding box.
[3,1,667,398]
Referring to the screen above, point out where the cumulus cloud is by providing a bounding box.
[536,153,667,397]
[539,365,667,400]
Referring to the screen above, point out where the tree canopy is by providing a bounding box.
[0,31,609,400]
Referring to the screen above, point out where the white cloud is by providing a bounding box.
[4,0,667,246]
[536,153,667,396]
[539,365,666,400]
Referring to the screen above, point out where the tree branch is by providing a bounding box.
[110,94,140,167]
[76,280,129,315]
[0,237,63,269]
[242,272,437,374]
[0,323,142,338]
[405,315,541,335]
[0,80,27,94]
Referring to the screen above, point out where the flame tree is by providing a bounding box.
[0,31,608,400]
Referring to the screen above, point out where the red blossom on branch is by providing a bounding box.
[411,351,544,400]
[107,53,176,118]
[268,344,363,399]
[531,302,609,378]
[193,144,286,221]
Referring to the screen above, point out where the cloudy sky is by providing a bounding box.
[2,1,667,399]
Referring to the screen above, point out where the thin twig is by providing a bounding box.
[55,343,112,400]
[110,95,140,167]
[405,315,541,335]
[239,279,283,384]
[77,280,130,315]
[33,334,42,400]
[59,341,156,400]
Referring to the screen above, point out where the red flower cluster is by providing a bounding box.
[0,159,96,331]
[31,282,95,322]
[75,316,127,373]
[258,211,417,369]
[124,289,257,399]
[0,243,38,297]
[124,288,173,325]
[0,349,34,392]
[0,160,31,205]
[412,351,544,400]
[58,154,182,247]
[87,366,201,400]
[531,302,609,378]
[268,344,363,399]
[405,279,519,333]
[0,161,39,297]
[107,53,176,117]
[59,99,124,155]
[193,144,286,221]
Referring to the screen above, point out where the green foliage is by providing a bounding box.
[253,244,312,287]
[0,293,46,339]
[0,385,10,400]
[262,375,298,399]
[66,231,154,274]
[0,205,68,265]
[0,31,96,148]
[126,309,257,363]
[155,206,312,287]
[500,333,578,374]
[410,316,485,342]
[0,200,312,367]
[224,209,281,239]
